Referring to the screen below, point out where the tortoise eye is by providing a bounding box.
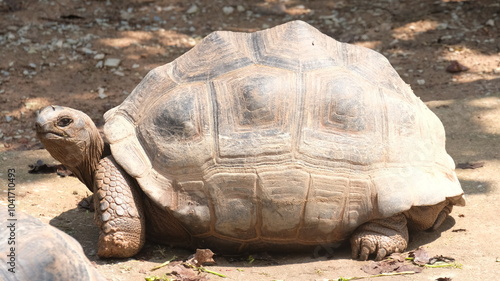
[57,117,73,127]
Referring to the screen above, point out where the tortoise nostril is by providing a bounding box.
[34,122,42,132]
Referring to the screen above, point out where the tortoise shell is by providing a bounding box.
[103,21,463,244]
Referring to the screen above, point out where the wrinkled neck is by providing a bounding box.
[68,129,104,192]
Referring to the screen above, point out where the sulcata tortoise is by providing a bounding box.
[36,20,464,260]
[0,210,105,281]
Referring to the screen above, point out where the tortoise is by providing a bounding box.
[0,210,105,281]
[35,20,464,260]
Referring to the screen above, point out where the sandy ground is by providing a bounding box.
[1,0,499,280]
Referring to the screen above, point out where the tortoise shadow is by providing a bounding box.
[48,203,460,268]
[407,215,456,251]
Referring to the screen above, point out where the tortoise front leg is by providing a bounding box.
[94,156,146,258]
[350,213,409,261]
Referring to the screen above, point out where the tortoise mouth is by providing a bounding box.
[35,125,67,139]
[40,131,66,138]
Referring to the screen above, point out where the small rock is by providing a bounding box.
[97,87,107,99]
[186,4,198,14]
[113,70,125,76]
[94,53,105,60]
[28,63,37,69]
[5,116,13,122]
[485,19,495,27]
[95,61,103,68]
[104,58,121,67]
[55,40,64,48]
[416,79,426,85]
[493,67,500,74]
[132,64,140,69]
[81,47,95,55]
[237,5,245,12]
[389,39,399,46]
[222,6,234,15]
[120,10,133,20]
[66,38,79,45]
[436,23,448,30]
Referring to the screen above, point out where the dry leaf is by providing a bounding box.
[410,247,430,265]
[28,160,73,177]
[361,259,422,275]
[388,252,405,262]
[446,61,469,73]
[186,249,215,267]
[169,262,208,281]
[429,255,455,265]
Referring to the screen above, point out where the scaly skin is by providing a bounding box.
[94,156,146,258]
[350,214,409,261]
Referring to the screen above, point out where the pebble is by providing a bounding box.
[186,4,198,14]
[66,38,79,45]
[237,5,245,12]
[485,19,495,27]
[120,10,133,20]
[81,47,95,55]
[436,23,448,30]
[222,6,235,15]
[95,61,103,68]
[416,79,426,85]
[97,87,107,99]
[94,53,105,60]
[104,58,121,67]
[5,116,13,122]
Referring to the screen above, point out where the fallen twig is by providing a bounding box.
[150,255,177,271]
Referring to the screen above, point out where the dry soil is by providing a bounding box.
[0,0,499,281]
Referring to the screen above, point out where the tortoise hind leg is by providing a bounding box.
[350,213,409,261]
[94,156,146,258]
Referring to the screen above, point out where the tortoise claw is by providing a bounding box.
[350,214,409,260]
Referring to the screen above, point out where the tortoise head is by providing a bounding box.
[35,105,104,190]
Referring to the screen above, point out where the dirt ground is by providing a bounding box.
[1,0,499,280]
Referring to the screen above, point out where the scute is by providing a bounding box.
[103,20,464,241]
